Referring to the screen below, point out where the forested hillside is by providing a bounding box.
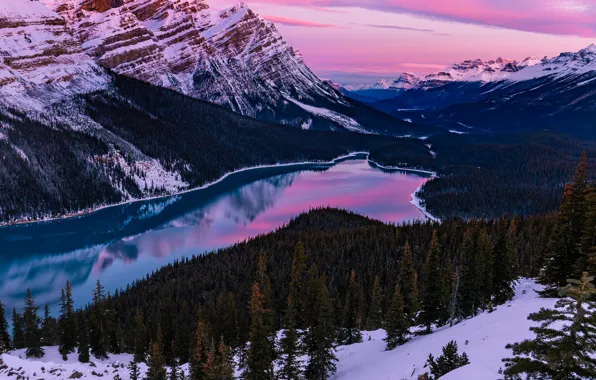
[423,132,596,219]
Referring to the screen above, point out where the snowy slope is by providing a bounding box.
[334,279,555,380]
[0,279,555,380]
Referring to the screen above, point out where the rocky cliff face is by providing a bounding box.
[37,0,344,125]
[0,0,108,109]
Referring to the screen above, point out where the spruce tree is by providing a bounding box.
[492,225,516,305]
[90,280,109,359]
[214,292,238,348]
[426,341,470,380]
[338,270,362,345]
[365,274,383,330]
[190,320,210,380]
[204,337,234,380]
[477,228,494,310]
[278,295,303,380]
[128,360,141,380]
[289,241,308,329]
[169,357,182,380]
[78,314,90,363]
[503,272,596,379]
[578,184,596,275]
[384,284,409,350]
[59,281,77,357]
[305,272,337,380]
[400,242,419,319]
[11,308,24,350]
[0,301,11,353]
[147,338,167,380]
[134,307,147,363]
[541,153,588,291]
[419,231,444,334]
[458,230,480,318]
[41,304,58,346]
[215,338,235,380]
[243,282,275,379]
[23,289,44,358]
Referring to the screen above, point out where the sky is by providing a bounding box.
[214,0,596,84]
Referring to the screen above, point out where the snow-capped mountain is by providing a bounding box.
[347,45,596,101]
[0,0,109,110]
[0,0,425,135]
[371,44,596,136]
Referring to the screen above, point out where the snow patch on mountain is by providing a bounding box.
[286,97,372,134]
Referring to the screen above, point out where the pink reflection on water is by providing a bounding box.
[94,160,428,271]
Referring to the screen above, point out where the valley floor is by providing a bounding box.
[0,279,555,380]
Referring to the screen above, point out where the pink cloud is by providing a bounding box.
[256,0,596,37]
[263,15,338,28]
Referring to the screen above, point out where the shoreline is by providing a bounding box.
[366,159,440,222]
[1,151,370,228]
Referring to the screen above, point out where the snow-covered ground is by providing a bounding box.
[0,279,554,380]
[334,279,555,379]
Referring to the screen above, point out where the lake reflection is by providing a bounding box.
[0,159,429,313]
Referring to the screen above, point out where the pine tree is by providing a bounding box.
[0,301,11,353]
[419,231,444,334]
[477,228,494,310]
[23,289,44,358]
[147,329,167,380]
[256,252,275,338]
[578,184,596,276]
[11,308,24,350]
[365,274,383,330]
[190,320,210,380]
[278,295,303,380]
[502,272,596,379]
[541,153,588,290]
[338,270,362,345]
[305,272,337,380]
[134,307,147,363]
[384,284,409,350]
[492,224,516,304]
[169,357,182,380]
[458,230,480,318]
[289,241,309,329]
[90,280,109,359]
[426,341,470,380]
[400,242,419,319]
[215,338,235,380]
[128,361,141,380]
[78,314,90,363]
[41,304,58,346]
[243,282,275,380]
[214,292,237,349]
[204,337,234,380]
[59,281,77,357]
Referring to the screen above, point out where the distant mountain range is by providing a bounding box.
[344,45,596,136]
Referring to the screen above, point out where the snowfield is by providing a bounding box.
[0,279,555,380]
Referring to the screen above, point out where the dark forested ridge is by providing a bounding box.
[421,132,596,219]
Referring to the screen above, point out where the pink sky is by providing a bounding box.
[216,0,595,84]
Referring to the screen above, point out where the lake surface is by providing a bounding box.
[0,157,430,314]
